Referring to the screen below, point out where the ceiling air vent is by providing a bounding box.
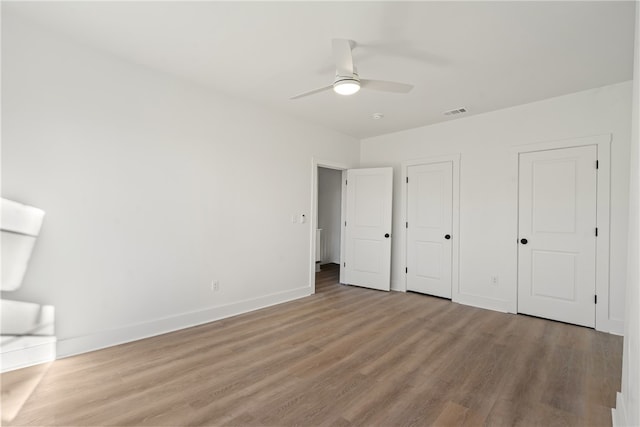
[443,107,467,116]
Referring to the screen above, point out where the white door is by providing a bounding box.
[406,162,453,298]
[518,145,597,327]
[343,167,393,291]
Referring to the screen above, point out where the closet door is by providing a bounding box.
[518,145,597,327]
[406,162,453,299]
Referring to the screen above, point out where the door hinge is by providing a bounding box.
[406,221,408,228]
[345,221,347,227]
[595,227,598,237]
[595,295,598,304]
[596,160,599,169]
[344,262,346,268]
[406,177,409,183]
[345,179,348,186]
[405,267,408,274]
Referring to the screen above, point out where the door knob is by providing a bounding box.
[520,238,528,244]
[444,234,451,240]
[384,233,390,238]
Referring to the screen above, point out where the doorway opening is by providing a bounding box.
[310,162,394,293]
[309,160,347,293]
[317,167,343,276]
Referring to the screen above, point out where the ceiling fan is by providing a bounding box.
[290,39,414,100]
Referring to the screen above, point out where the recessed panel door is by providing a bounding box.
[343,168,393,291]
[406,162,453,298]
[518,145,597,327]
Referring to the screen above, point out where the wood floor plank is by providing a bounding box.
[1,263,623,426]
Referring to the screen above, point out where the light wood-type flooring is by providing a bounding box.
[1,263,623,426]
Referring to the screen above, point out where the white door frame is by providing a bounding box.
[511,134,612,332]
[401,154,461,297]
[309,158,349,293]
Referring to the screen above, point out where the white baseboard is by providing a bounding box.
[390,279,404,292]
[605,319,625,336]
[453,292,511,313]
[57,286,312,359]
[1,336,57,373]
[612,392,628,427]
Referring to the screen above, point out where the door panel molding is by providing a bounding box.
[401,154,460,299]
[511,134,612,332]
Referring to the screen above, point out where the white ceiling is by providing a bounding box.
[5,1,636,139]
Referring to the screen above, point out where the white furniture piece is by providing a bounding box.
[1,198,56,372]
[2,199,45,291]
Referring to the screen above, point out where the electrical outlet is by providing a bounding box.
[491,276,499,286]
[211,280,220,292]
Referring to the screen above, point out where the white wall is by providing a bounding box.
[1,7,633,365]
[1,15,359,357]
[615,4,639,426]
[361,81,632,334]
[317,168,342,265]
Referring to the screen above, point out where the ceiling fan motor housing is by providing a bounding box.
[333,72,361,95]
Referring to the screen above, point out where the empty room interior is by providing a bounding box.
[1,1,639,426]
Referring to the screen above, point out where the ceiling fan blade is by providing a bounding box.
[332,39,355,76]
[290,85,333,100]
[360,79,413,93]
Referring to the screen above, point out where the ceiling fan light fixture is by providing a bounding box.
[333,79,361,96]
[289,39,413,100]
